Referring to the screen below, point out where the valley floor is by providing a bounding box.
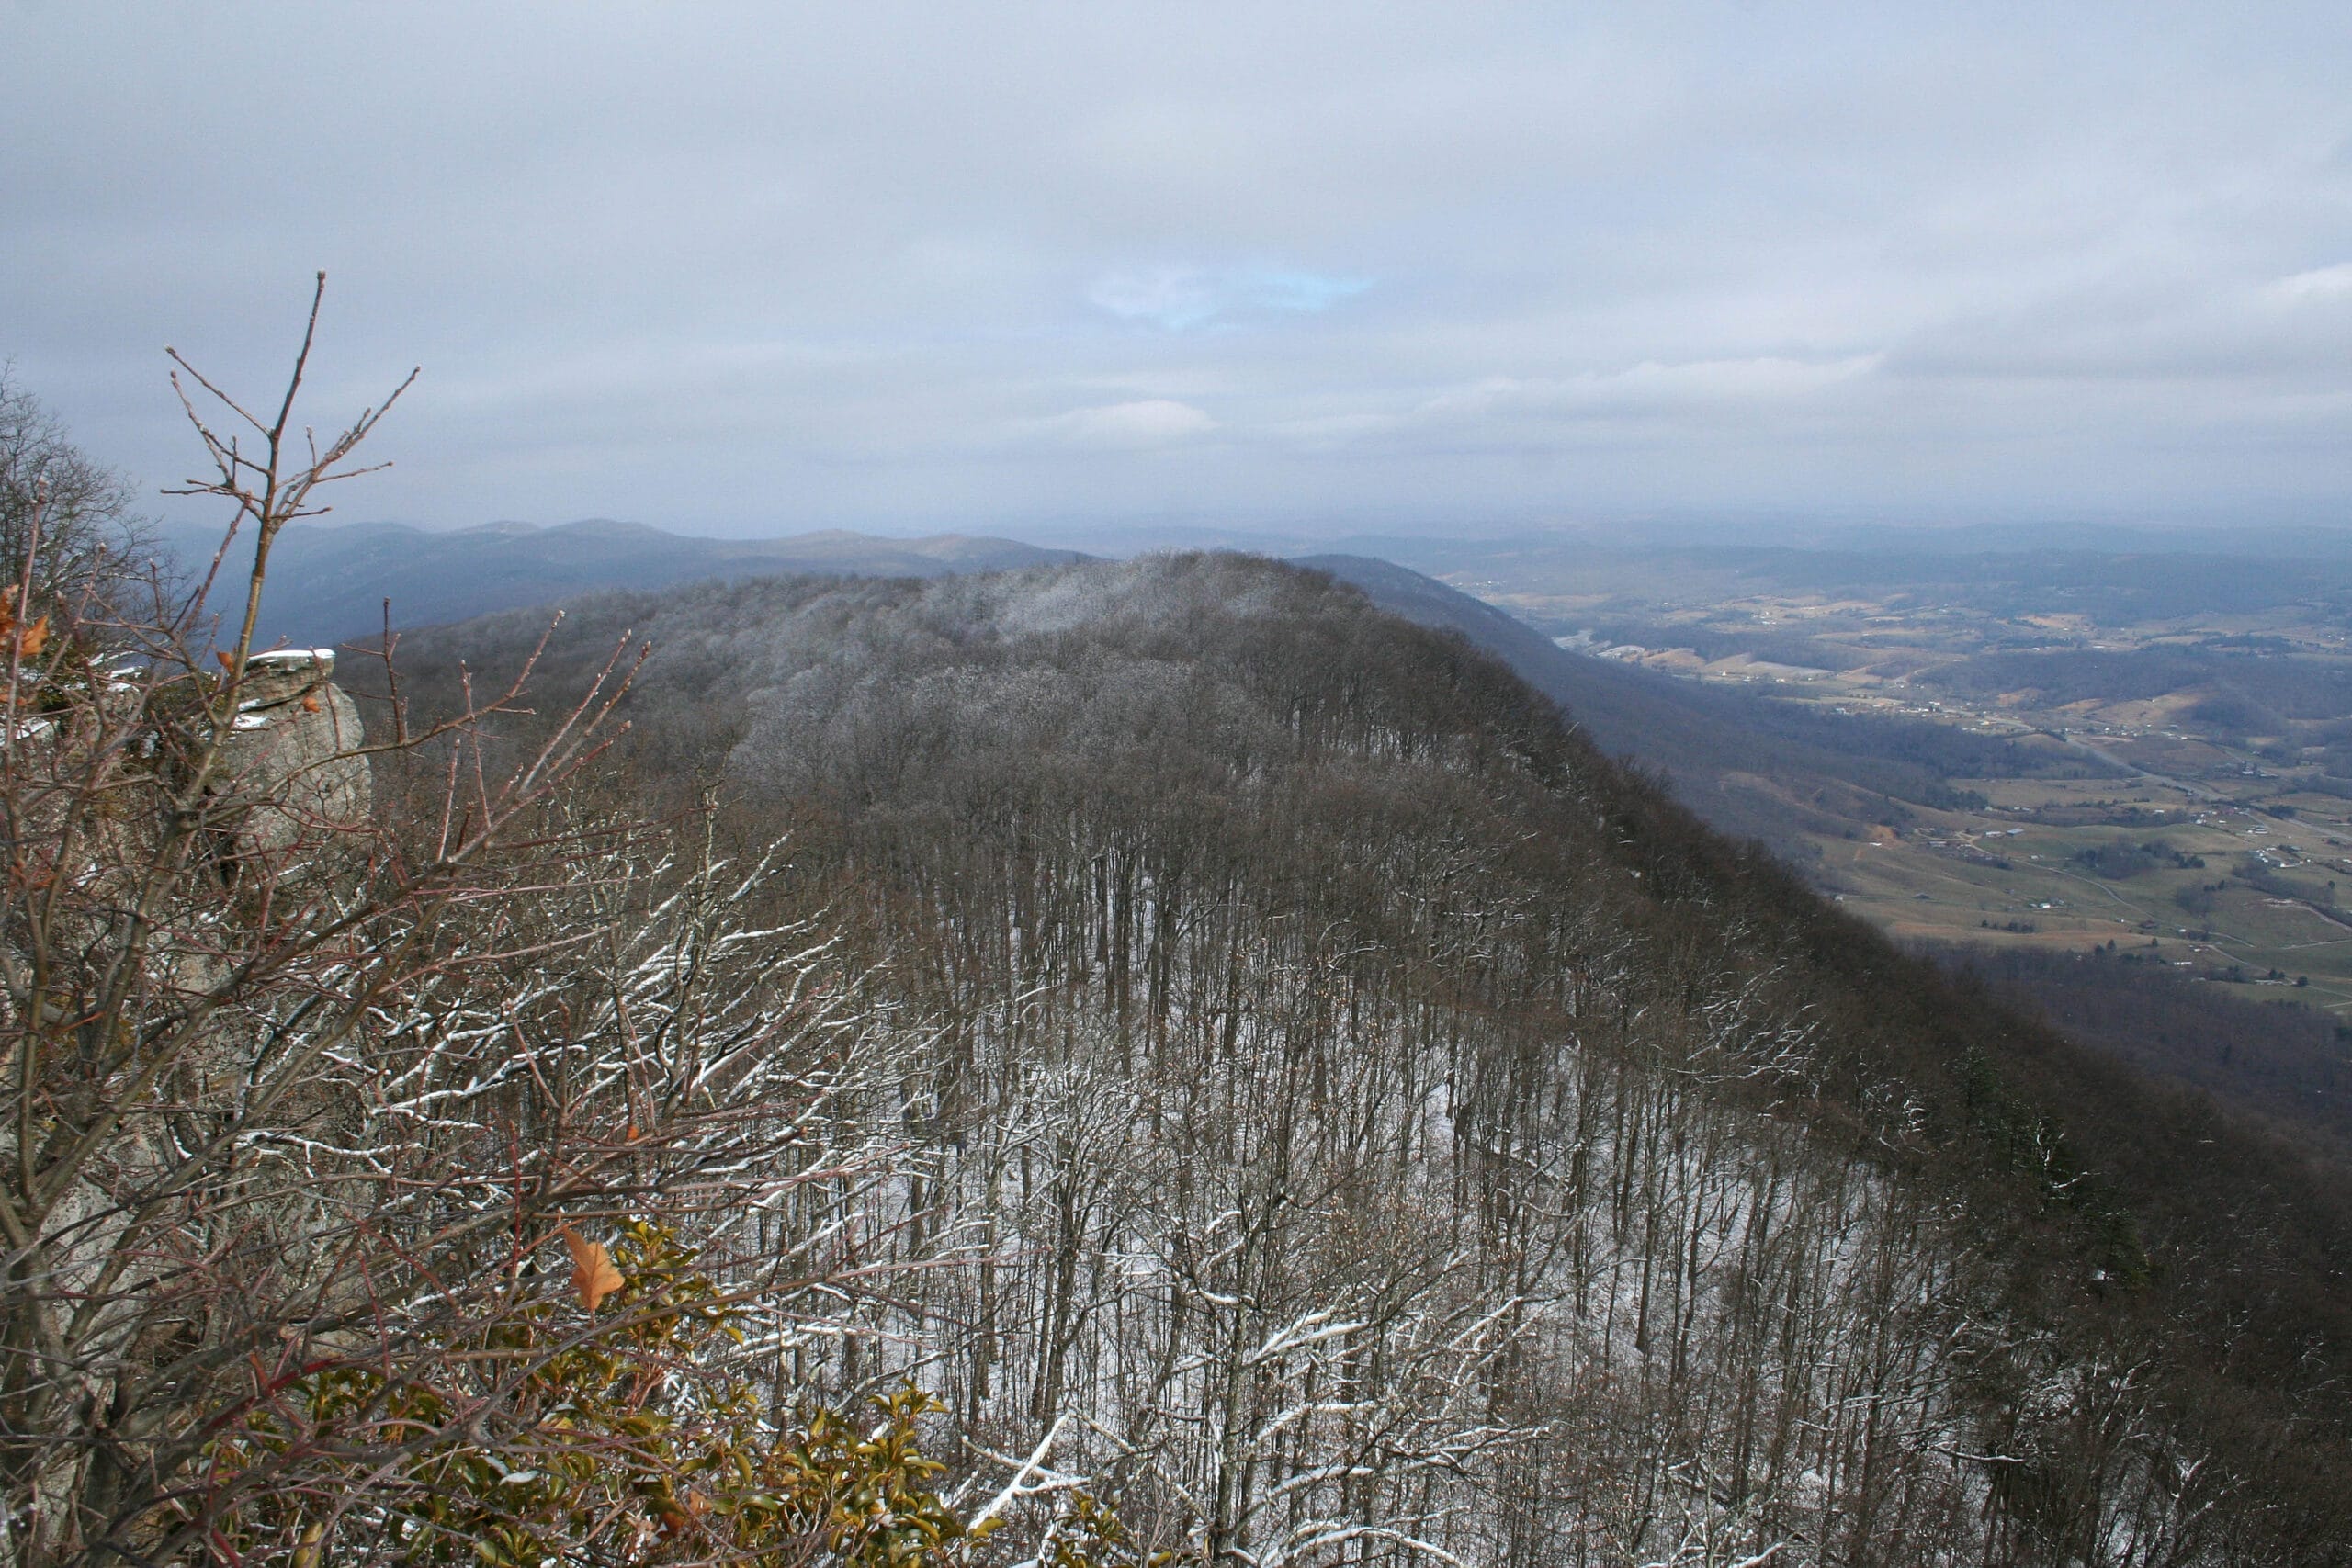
[1475,568,2352,1014]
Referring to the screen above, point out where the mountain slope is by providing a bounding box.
[386,554,2352,1565]
[158,515,2053,869]
[1301,553,2071,860]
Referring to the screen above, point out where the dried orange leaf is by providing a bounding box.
[560,1224,625,1311]
[17,617,46,660]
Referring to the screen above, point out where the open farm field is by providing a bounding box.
[1393,539,2352,1014]
[1807,739,2352,1010]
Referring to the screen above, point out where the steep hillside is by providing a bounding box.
[1303,554,2083,861]
[1934,944,2352,1165]
[384,555,2352,1565]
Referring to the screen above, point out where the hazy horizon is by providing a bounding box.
[8,3,2350,541]
[205,512,2352,568]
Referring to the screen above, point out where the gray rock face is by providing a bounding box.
[212,649,369,864]
[0,650,376,1554]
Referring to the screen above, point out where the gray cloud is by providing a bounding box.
[5,1,2348,539]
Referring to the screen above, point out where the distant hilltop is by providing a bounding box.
[154,518,1090,648]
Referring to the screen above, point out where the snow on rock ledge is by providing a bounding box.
[213,649,369,863]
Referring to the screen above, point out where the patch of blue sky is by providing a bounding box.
[1240,271,1373,314]
[1089,266,1373,332]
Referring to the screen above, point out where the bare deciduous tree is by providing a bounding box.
[0,284,984,1567]
[0,370,150,626]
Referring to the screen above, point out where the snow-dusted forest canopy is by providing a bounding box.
[384,555,2352,1565]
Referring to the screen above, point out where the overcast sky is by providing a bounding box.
[6,2,2350,542]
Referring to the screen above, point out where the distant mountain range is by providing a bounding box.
[157,518,1086,649]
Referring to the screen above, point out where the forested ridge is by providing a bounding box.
[382,554,2352,1565]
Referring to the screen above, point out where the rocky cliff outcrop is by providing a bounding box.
[209,648,369,872]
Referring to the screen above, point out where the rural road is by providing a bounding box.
[2045,728,2225,802]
